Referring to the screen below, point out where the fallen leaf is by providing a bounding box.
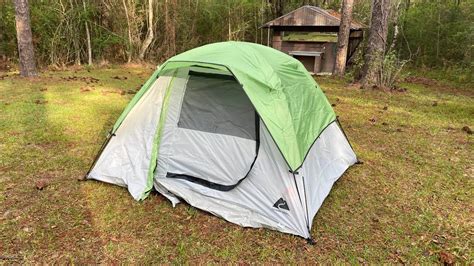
[35,180,48,190]
[462,126,472,134]
[34,99,48,105]
[439,251,455,265]
[80,86,91,93]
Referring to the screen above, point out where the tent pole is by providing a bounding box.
[81,129,115,180]
[301,175,312,238]
[267,28,270,46]
[336,116,360,163]
[291,171,313,242]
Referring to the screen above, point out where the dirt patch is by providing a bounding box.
[439,251,455,265]
[405,75,474,97]
[349,82,408,93]
[35,179,49,190]
[461,126,472,135]
[101,89,126,95]
[61,76,99,84]
[346,82,362,90]
[369,84,408,93]
[111,76,128,80]
[123,62,155,69]
[34,99,48,105]
[405,76,438,86]
[80,86,93,93]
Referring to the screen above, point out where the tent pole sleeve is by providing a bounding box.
[112,68,161,133]
[267,28,270,46]
[83,68,162,180]
[292,172,311,238]
[139,72,177,200]
[302,175,311,233]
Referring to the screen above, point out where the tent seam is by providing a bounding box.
[140,72,177,201]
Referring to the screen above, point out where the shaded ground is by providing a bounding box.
[0,66,472,263]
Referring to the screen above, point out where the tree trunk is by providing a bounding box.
[360,0,391,88]
[388,0,401,52]
[228,4,232,40]
[334,0,354,76]
[13,0,37,77]
[122,0,132,62]
[164,0,176,58]
[269,0,284,18]
[69,0,81,65]
[169,0,176,56]
[436,0,440,62]
[138,0,154,60]
[83,0,92,65]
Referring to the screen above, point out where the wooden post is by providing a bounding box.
[313,54,322,74]
[267,28,270,46]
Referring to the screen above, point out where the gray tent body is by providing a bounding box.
[88,66,357,239]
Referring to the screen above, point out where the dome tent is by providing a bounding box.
[86,41,357,240]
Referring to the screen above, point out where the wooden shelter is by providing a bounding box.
[262,6,365,75]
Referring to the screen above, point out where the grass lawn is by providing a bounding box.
[0,65,472,263]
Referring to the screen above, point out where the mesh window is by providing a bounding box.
[178,71,256,140]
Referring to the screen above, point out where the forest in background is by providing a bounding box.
[0,0,472,78]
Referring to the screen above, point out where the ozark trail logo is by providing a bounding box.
[273,197,289,211]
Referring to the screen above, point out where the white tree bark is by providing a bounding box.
[83,0,92,65]
[138,0,154,60]
[122,0,133,62]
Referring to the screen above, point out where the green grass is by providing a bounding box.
[0,66,472,263]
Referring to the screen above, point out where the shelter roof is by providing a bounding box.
[262,5,365,30]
